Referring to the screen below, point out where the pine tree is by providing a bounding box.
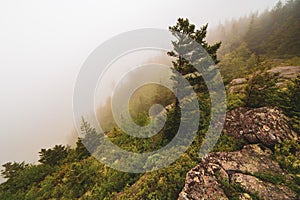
[38,145,68,166]
[80,117,101,154]
[1,162,28,179]
[165,18,222,141]
[244,72,280,108]
[283,75,300,132]
[75,137,90,160]
[168,18,221,92]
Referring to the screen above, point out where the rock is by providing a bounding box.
[267,66,300,87]
[227,66,300,93]
[178,163,228,200]
[228,84,246,94]
[239,193,252,200]
[223,107,299,147]
[178,145,298,200]
[231,173,296,200]
[227,78,247,94]
[230,78,247,85]
[267,66,300,79]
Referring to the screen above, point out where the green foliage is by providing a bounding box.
[80,118,101,154]
[211,0,300,58]
[253,171,285,185]
[22,157,139,200]
[132,111,150,127]
[251,170,300,195]
[227,93,246,110]
[245,0,300,56]
[117,153,196,200]
[74,137,91,161]
[168,18,221,94]
[161,104,181,141]
[38,145,68,166]
[1,161,28,179]
[209,0,300,81]
[167,18,218,146]
[220,42,257,82]
[213,134,245,152]
[274,139,300,174]
[280,75,300,132]
[0,190,25,200]
[1,164,54,196]
[286,180,300,196]
[217,176,261,200]
[106,120,170,154]
[244,72,280,108]
[285,56,300,66]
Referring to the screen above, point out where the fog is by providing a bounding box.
[0,0,280,180]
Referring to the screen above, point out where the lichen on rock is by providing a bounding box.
[179,107,299,200]
[179,145,298,200]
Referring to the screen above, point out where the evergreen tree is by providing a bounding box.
[281,75,300,132]
[244,72,280,108]
[165,18,222,142]
[38,145,68,166]
[1,162,28,179]
[80,117,101,154]
[75,137,91,160]
[168,18,221,92]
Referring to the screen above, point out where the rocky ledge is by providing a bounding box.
[227,66,300,93]
[179,107,299,200]
[223,107,298,147]
[178,144,297,200]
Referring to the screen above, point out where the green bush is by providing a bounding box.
[227,93,246,110]
[244,72,280,108]
[253,172,285,185]
[213,134,245,152]
[274,140,300,174]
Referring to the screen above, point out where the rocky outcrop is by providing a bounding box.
[227,66,300,93]
[180,66,300,200]
[267,66,300,79]
[223,107,298,147]
[179,107,299,200]
[179,145,298,200]
[228,78,247,94]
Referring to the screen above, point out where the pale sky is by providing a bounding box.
[0,0,280,176]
